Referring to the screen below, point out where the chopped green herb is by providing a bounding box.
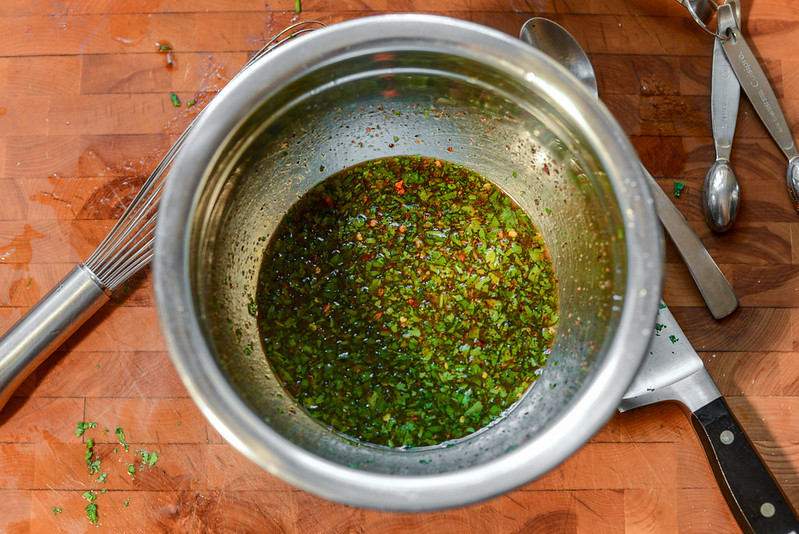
[669,334,679,344]
[255,155,558,447]
[158,43,172,52]
[27,277,32,288]
[186,100,196,107]
[75,421,97,436]
[137,449,159,467]
[84,438,101,475]
[52,507,62,515]
[127,464,136,475]
[654,323,666,336]
[170,92,181,107]
[295,0,301,14]
[96,472,108,483]
[115,427,129,451]
[673,181,685,197]
[124,499,130,507]
[81,491,96,502]
[85,502,98,524]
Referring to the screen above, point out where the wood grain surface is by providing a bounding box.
[1,0,798,532]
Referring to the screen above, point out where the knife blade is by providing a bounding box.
[620,303,799,533]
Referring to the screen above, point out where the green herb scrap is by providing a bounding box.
[673,181,685,197]
[255,155,559,448]
[137,449,160,467]
[84,438,101,475]
[75,421,97,436]
[115,426,129,451]
[170,92,181,107]
[85,503,98,524]
[51,507,62,515]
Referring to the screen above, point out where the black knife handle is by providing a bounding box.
[692,397,799,534]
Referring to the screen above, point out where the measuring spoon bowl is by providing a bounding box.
[703,159,740,233]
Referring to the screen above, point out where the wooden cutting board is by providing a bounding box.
[1,0,797,532]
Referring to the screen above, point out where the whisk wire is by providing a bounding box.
[82,20,327,291]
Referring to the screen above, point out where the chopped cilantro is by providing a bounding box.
[96,472,108,483]
[158,43,172,52]
[186,100,195,107]
[137,450,159,467]
[673,181,685,197]
[669,334,679,344]
[85,503,98,524]
[127,464,136,475]
[84,438,101,475]
[75,421,97,436]
[124,499,130,507]
[51,507,62,515]
[170,92,181,107]
[115,427,129,451]
[81,491,96,502]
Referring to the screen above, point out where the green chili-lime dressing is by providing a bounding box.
[255,155,558,448]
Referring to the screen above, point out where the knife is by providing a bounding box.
[620,303,799,533]
[718,0,799,212]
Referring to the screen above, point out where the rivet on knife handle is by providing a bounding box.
[720,17,799,212]
[692,397,799,534]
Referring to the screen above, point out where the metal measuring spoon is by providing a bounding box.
[717,1,799,213]
[702,0,741,232]
[519,18,739,320]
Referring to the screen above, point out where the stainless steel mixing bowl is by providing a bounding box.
[154,14,662,511]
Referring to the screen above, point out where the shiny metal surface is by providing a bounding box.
[721,15,799,213]
[154,14,663,510]
[619,303,721,413]
[520,17,738,320]
[0,265,110,410]
[703,1,741,233]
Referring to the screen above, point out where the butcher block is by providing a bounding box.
[0,0,797,532]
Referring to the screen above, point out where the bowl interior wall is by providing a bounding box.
[191,50,626,474]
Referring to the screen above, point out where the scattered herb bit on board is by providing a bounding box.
[75,421,97,436]
[295,0,301,14]
[127,464,136,475]
[84,438,101,475]
[51,507,62,515]
[116,426,129,451]
[669,334,679,344]
[137,449,160,467]
[170,92,181,107]
[81,491,96,502]
[673,181,685,197]
[124,499,130,507]
[255,155,559,448]
[85,503,98,524]
[96,472,108,483]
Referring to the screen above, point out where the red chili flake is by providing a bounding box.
[394,180,405,195]
[543,163,550,175]
[399,224,407,233]
[446,147,453,152]
[324,195,334,209]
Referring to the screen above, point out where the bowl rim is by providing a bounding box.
[153,13,663,511]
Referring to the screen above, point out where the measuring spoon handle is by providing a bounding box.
[721,26,798,161]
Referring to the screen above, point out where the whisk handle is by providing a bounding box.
[0,265,110,412]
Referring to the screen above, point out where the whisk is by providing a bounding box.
[0,21,326,413]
